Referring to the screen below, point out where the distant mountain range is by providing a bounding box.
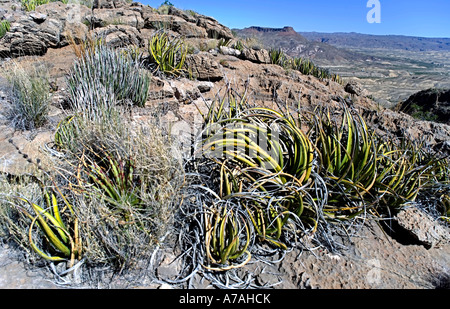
[299,32,450,52]
[233,26,450,63]
[233,26,450,106]
[233,26,376,63]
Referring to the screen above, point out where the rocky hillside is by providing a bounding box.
[0,1,449,290]
[233,26,374,63]
[395,88,450,125]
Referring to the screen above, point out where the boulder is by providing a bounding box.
[91,24,143,48]
[395,88,450,125]
[195,14,234,40]
[0,127,54,176]
[345,80,369,97]
[88,8,145,29]
[35,2,91,25]
[29,12,47,24]
[219,46,241,57]
[240,47,271,64]
[93,0,129,9]
[169,78,212,104]
[142,9,207,38]
[0,3,91,57]
[147,76,175,102]
[2,17,53,56]
[395,206,450,249]
[185,52,223,81]
[35,2,91,45]
[167,6,197,23]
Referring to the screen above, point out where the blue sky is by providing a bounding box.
[141,0,450,38]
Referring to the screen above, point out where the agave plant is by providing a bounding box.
[197,89,318,251]
[441,194,450,220]
[312,103,378,219]
[148,30,187,77]
[269,48,287,66]
[200,89,314,189]
[78,145,142,215]
[204,203,252,270]
[14,186,81,265]
[373,138,437,210]
[286,57,343,83]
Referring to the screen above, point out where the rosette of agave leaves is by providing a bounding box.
[181,87,449,277]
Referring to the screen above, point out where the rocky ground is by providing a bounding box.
[0,1,449,289]
[1,215,449,289]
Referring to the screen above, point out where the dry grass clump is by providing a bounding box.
[0,107,185,284]
[62,118,185,273]
[3,61,51,130]
[0,175,45,264]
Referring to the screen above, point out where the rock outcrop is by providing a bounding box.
[395,88,450,125]
[185,52,223,81]
[0,2,91,56]
[0,1,234,57]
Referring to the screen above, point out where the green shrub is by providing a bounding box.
[0,20,10,39]
[21,0,50,11]
[269,48,287,66]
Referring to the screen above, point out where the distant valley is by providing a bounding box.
[234,27,450,107]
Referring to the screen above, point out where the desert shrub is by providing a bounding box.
[63,120,185,271]
[66,43,151,109]
[1,95,184,280]
[409,103,439,122]
[0,37,184,280]
[57,45,182,271]
[5,62,50,130]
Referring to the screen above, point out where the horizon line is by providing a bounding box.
[234,25,450,40]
